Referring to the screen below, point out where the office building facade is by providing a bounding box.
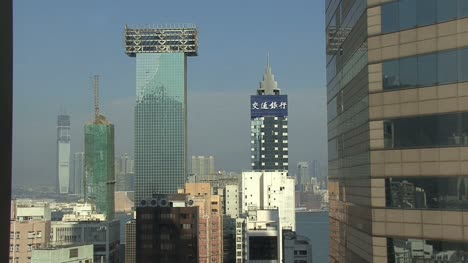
[251,59,289,171]
[242,171,295,231]
[191,155,215,180]
[57,114,71,194]
[72,152,84,196]
[125,25,198,204]
[136,194,198,263]
[31,244,94,263]
[326,0,468,261]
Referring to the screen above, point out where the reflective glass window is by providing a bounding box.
[383,60,400,90]
[386,177,468,210]
[417,54,437,87]
[438,50,458,85]
[381,3,399,33]
[460,0,468,18]
[459,48,468,82]
[437,0,458,23]
[399,57,417,88]
[388,238,468,262]
[416,0,436,26]
[385,112,468,149]
[399,0,417,29]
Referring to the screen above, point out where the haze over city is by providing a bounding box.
[12,0,327,187]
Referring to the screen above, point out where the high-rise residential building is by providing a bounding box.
[116,153,134,175]
[84,75,115,220]
[250,57,289,171]
[125,220,136,263]
[72,152,84,196]
[241,171,295,231]
[224,184,239,218]
[297,161,309,185]
[191,156,215,180]
[184,183,223,263]
[57,114,71,194]
[326,0,468,261]
[136,194,198,263]
[9,203,51,263]
[125,25,198,205]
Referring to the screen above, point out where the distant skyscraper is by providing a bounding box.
[72,152,84,195]
[125,25,198,205]
[191,156,215,179]
[57,114,71,194]
[116,153,133,175]
[250,56,288,171]
[297,161,309,185]
[84,75,115,220]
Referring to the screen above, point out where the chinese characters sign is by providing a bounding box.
[250,95,288,118]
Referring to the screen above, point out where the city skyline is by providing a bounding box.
[12,0,327,188]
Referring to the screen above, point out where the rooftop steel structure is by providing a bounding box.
[124,24,198,57]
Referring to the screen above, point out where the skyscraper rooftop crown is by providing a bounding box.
[257,54,280,95]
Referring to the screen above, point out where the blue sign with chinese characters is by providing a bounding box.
[250,95,288,118]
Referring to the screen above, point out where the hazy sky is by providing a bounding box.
[12,0,327,187]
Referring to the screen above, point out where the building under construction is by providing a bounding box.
[84,75,115,220]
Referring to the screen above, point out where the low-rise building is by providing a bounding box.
[31,244,93,263]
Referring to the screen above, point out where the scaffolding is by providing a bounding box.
[124,24,198,57]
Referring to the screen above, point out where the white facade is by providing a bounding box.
[242,171,295,231]
[58,142,71,194]
[225,184,239,218]
[31,244,93,263]
[16,203,51,221]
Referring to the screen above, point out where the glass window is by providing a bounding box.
[438,50,458,85]
[399,0,417,30]
[417,0,436,26]
[387,177,468,210]
[437,0,458,23]
[388,238,468,262]
[385,112,468,149]
[383,60,400,90]
[459,48,468,82]
[382,2,399,33]
[399,57,417,88]
[417,54,437,87]
[460,0,468,18]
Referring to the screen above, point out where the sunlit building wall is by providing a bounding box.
[326,0,468,261]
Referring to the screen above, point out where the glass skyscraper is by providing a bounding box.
[125,25,198,205]
[326,0,468,261]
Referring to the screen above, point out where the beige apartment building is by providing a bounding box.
[326,0,468,262]
[9,204,51,263]
[184,183,223,263]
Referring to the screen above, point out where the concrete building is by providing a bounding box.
[283,231,313,263]
[10,203,51,263]
[191,156,215,180]
[31,244,93,263]
[72,152,84,196]
[236,209,281,262]
[326,0,468,261]
[250,56,289,171]
[184,183,223,263]
[136,194,198,263]
[241,171,295,231]
[125,25,198,204]
[224,184,239,218]
[51,204,120,263]
[125,220,136,263]
[57,114,71,194]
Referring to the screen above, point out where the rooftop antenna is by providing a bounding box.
[93,75,100,122]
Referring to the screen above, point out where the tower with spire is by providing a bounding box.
[250,55,289,171]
